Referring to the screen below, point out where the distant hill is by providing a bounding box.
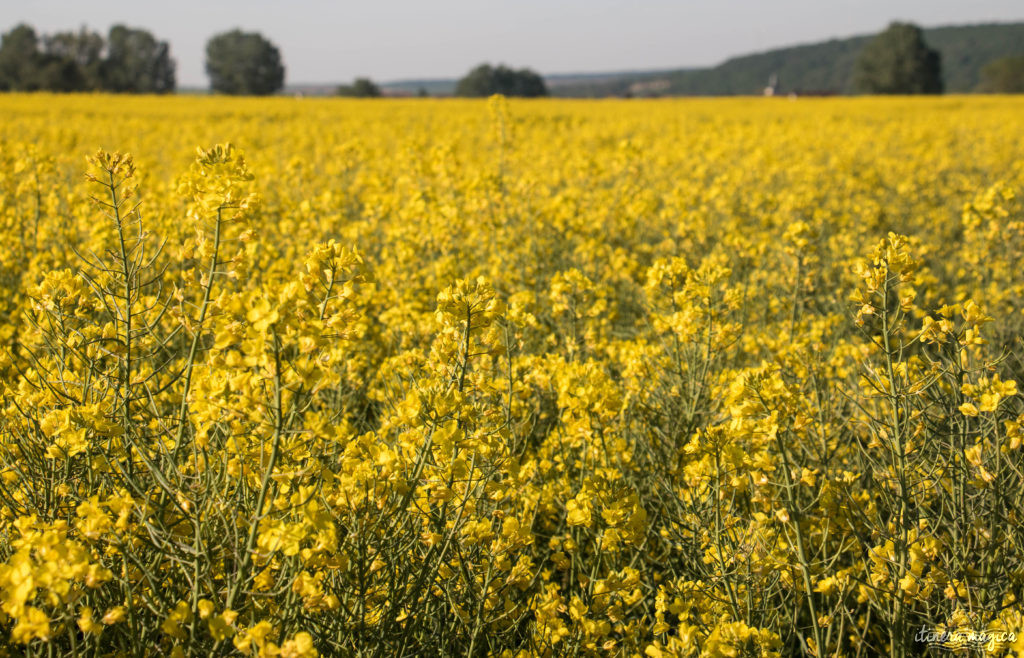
[379,21,1024,97]
[554,22,1024,96]
[380,69,688,97]
[378,79,457,96]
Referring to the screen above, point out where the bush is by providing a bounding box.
[336,77,381,97]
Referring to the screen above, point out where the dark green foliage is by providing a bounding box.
[0,24,43,91]
[205,30,284,96]
[852,22,942,94]
[44,29,105,90]
[925,24,1024,92]
[553,22,1024,97]
[34,54,87,92]
[0,23,175,93]
[101,25,175,93]
[978,55,1024,92]
[336,77,381,97]
[455,63,547,97]
[673,38,870,95]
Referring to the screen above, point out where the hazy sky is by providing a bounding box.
[11,0,1024,87]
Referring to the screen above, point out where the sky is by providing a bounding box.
[9,0,1024,87]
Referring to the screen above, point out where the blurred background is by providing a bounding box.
[3,0,1023,96]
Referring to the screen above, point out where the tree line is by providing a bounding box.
[0,24,288,95]
[3,20,1021,96]
[0,24,174,93]
[0,22,551,97]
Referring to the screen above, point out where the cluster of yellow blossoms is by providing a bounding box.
[0,93,1022,656]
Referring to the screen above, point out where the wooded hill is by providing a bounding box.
[380,22,1024,97]
[547,22,1024,96]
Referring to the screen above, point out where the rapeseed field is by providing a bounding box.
[0,94,1023,656]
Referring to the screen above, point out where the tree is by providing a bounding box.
[0,24,43,91]
[852,22,943,94]
[101,25,175,93]
[43,28,105,91]
[336,77,381,97]
[205,30,284,95]
[977,55,1024,93]
[455,63,548,97]
[34,54,87,92]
